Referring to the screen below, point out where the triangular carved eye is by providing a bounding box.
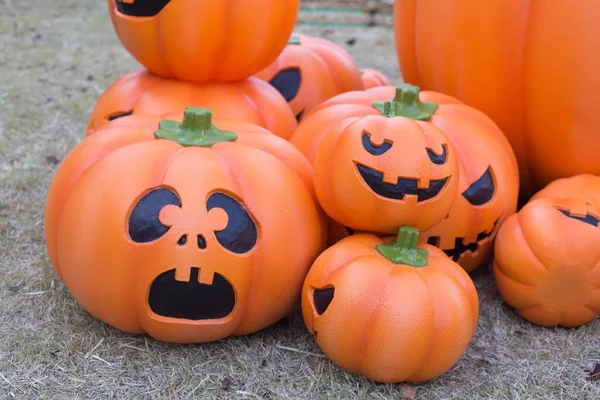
[269,68,302,102]
[462,167,495,206]
[115,0,171,17]
[312,287,335,316]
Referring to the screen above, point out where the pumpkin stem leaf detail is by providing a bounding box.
[372,84,438,121]
[376,226,429,267]
[155,106,238,147]
[288,35,301,45]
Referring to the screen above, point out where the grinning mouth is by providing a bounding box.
[356,164,449,201]
[427,218,502,261]
[148,268,235,320]
[115,0,171,17]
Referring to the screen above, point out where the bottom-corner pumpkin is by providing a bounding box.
[494,196,600,328]
[45,107,325,343]
[301,226,479,383]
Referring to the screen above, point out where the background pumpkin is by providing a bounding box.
[530,174,600,205]
[360,68,390,89]
[107,0,299,83]
[302,227,479,383]
[86,70,297,139]
[254,33,364,121]
[45,107,325,343]
[494,196,600,328]
[394,0,600,197]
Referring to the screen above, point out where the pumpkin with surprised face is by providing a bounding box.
[45,107,324,343]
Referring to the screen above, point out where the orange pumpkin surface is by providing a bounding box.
[531,174,600,205]
[45,107,324,343]
[302,227,479,383]
[494,197,600,328]
[254,34,363,121]
[394,0,600,195]
[361,68,391,89]
[108,0,299,82]
[86,70,297,139]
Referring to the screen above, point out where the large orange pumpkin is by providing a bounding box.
[86,70,297,138]
[107,0,299,83]
[45,107,324,343]
[494,196,600,328]
[394,0,600,196]
[254,34,363,121]
[302,227,479,383]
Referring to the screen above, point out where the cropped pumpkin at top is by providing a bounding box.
[394,0,600,195]
[254,34,364,122]
[107,0,300,83]
[44,107,325,344]
[531,174,600,205]
[494,196,600,328]
[302,227,479,383]
[360,68,391,90]
[86,70,297,139]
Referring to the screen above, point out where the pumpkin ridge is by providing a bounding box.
[516,205,552,273]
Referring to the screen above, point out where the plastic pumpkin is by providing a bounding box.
[394,0,600,195]
[254,34,363,121]
[108,0,300,83]
[494,196,600,327]
[86,70,297,139]
[45,107,324,343]
[302,226,479,383]
[531,174,600,205]
[361,68,391,89]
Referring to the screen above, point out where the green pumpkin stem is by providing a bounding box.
[154,106,237,147]
[376,226,429,267]
[372,84,438,121]
[288,35,301,45]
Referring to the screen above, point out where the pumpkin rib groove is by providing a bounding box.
[493,264,537,289]
[516,208,551,273]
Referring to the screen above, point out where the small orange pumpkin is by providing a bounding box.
[302,226,479,383]
[360,68,391,89]
[254,34,364,121]
[531,174,600,204]
[86,70,297,139]
[45,107,324,343]
[107,0,299,83]
[494,196,600,327]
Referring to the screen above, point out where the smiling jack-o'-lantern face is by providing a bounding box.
[418,99,520,272]
[107,0,300,83]
[313,86,460,233]
[45,107,324,343]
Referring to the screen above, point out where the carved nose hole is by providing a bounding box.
[197,235,207,249]
[177,235,187,246]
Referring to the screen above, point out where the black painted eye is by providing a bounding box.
[129,188,181,243]
[207,192,258,254]
[462,167,495,206]
[313,287,335,316]
[362,132,392,156]
[107,110,133,121]
[269,68,301,102]
[115,0,171,17]
[426,144,448,165]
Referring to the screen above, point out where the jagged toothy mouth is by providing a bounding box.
[427,218,502,261]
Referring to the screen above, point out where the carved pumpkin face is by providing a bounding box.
[494,196,600,328]
[107,0,300,83]
[419,100,520,272]
[302,227,479,383]
[45,108,324,343]
[313,87,460,233]
[254,34,364,121]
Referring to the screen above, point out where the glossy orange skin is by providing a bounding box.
[531,174,600,205]
[494,197,600,327]
[361,69,391,89]
[314,114,459,233]
[394,0,600,195]
[107,0,299,83]
[45,116,324,343]
[418,105,519,272]
[302,233,479,383]
[254,33,363,121]
[86,70,297,139]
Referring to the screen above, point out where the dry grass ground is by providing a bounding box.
[0,1,598,399]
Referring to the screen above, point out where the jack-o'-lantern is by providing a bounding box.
[254,34,363,121]
[494,197,600,328]
[361,68,391,89]
[302,227,479,383]
[531,174,600,205]
[45,107,324,343]
[86,70,297,139]
[107,0,299,83]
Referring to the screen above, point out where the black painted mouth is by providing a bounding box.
[427,218,501,261]
[115,0,171,17]
[148,268,235,320]
[356,164,449,201]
